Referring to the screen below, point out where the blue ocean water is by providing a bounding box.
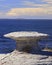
[0,19,52,53]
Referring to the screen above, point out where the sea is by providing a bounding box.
[0,19,52,53]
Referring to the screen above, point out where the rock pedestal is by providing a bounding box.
[16,38,41,52]
[4,31,48,53]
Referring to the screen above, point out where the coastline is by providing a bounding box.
[0,20,52,65]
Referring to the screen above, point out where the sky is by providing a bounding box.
[0,0,52,19]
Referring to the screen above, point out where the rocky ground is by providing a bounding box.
[0,50,52,65]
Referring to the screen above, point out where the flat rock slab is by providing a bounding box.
[4,31,48,40]
[0,50,52,65]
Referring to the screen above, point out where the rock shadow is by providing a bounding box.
[24,50,52,56]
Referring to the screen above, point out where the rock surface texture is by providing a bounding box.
[0,50,52,65]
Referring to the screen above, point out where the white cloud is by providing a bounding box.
[42,0,52,4]
[23,1,46,7]
[6,7,52,17]
[22,1,52,8]
[0,0,52,18]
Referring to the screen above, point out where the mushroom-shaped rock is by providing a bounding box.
[4,31,48,52]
